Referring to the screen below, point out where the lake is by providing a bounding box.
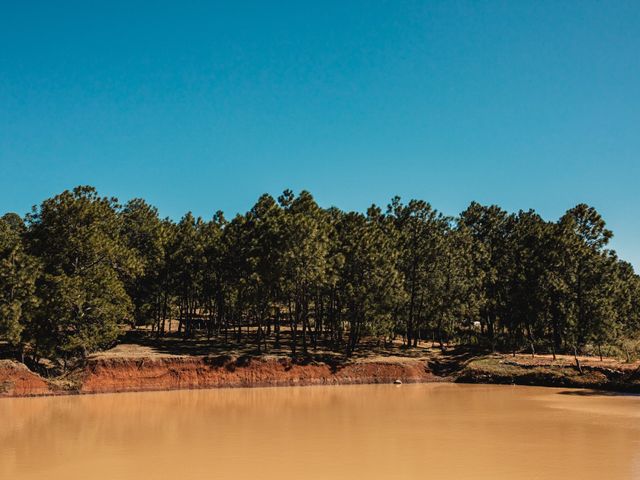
[1,384,639,479]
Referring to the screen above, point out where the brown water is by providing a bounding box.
[1,384,639,480]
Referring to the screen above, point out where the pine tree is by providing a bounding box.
[25,186,137,362]
[0,214,39,349]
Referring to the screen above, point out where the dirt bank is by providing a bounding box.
[79,355,443,394]
[2,349,639,398]
[0,360,54,397]
[457,355,640,393]
[0,355,441,397]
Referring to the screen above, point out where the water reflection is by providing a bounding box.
[0,384,638,480]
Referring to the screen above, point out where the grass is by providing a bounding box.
[459,355,640,392]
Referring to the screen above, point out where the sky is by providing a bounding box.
[1,1,639,269]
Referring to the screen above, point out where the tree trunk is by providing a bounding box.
[573,345,583,374]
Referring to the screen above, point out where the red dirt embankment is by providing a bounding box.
[79,356,439,394]
[4,348,637,398]
[0,360,54,397]
[0,355,439,397]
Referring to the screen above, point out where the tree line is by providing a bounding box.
[1,186,639,365]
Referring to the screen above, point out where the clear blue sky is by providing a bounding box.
[1,1,639,269]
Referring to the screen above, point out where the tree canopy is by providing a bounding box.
[1,186,639,365]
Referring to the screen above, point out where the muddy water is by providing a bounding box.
[1,384,639,480]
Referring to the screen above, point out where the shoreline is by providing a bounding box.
[1,350,639,398]
[0,355,443,398]
[457,356,640,394]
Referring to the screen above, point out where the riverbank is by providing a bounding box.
[0,353,441,397]
[1,346,638,397]
[458,354,640,393]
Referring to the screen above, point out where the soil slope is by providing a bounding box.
[79,355,440,394]
[1,349,639,398]
[0,354,440,397]
[0,360,54,397]
[457,355,640,393]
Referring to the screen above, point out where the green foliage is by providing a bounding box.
[336,211,403,353]
[0,215,39,346]
[121,199,166,326]
[25,186,137,359]
[1,186,639,363]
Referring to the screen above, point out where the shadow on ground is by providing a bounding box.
[427,345,485,377]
